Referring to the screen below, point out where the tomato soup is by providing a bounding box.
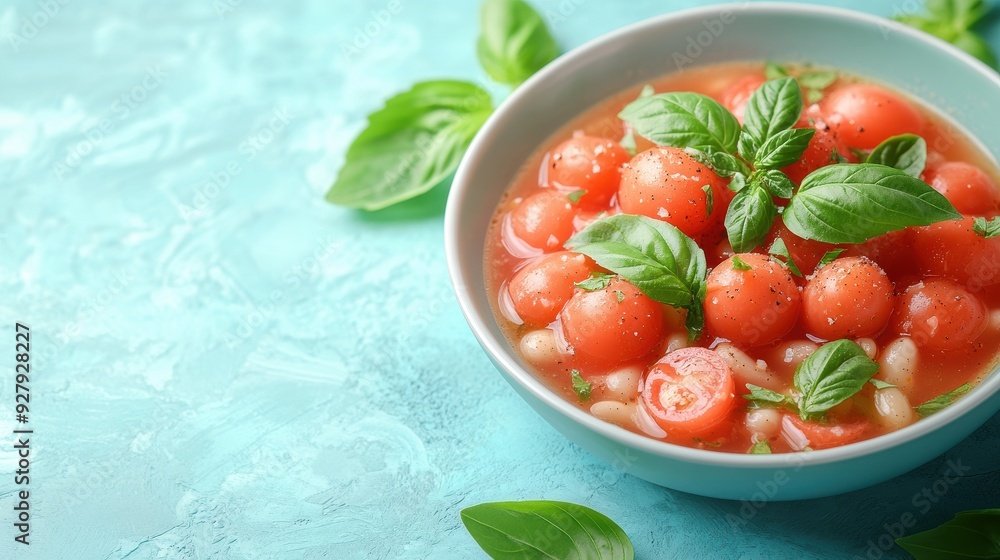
[484,62,1000,454]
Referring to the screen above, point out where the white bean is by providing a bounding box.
[520,329,561,366]
[856,338,878,360]
[603,366,642,401]
[776,340,819,370]
[663,333,689,354]
[745,408,782,439]
[873,387,917,431]
[590,400,637,429]
[878,337,919,397]
[715,343,782,391]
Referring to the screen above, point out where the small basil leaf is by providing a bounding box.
[731,255,753,271]
[794,340,879,420]
[817,249,846,269]
[764,62,788,80]
[685,148,752,178]
[744,383,794,409]
[805,88,825,105]
[953,29,999,68]
[571,370,593,402]
[758,169,797,199]
[783,164,961,244]
[749,440,773,454]
[725,184,778,253]
[567,215,708,339]
[896,509,1000,560]
[575,272,615,291]
[477,0,559,86]
[327,81,493,210]
[619,92,742,154]
[754,128,816,170]
[703,184,714,216]
[620,85,655,156]
[915,383,972,416]
[869,378,896,390]
[768,237,804,277]
[973,217,1000,238]
[728,172,747,193]
[567,189,588,204]
[867,134,928,177]
[739,77,804,162]
[927,0,990,30]
[797,71,837,91]
[461,501,634,560]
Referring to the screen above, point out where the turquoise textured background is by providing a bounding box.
[1,0,999,558]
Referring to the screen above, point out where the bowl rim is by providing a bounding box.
[445,2,1000,469]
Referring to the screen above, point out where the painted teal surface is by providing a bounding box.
[1,0,998,558]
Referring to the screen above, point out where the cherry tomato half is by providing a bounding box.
[640,347,736,437]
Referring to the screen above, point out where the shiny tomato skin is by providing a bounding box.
[822,84,925,150]
[508,252,597,327]
[891,279,988,351]
[721,74,767,123]
[640,347,736,437]
[705,253,802,346]
[548,135,631,208]
[801,257,894,340]
[560,278,665,366]
[618,147,728,238]
[509,190,579,252]
[924,161,1000,215]
[911,217,1000,289]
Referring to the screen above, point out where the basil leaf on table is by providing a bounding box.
[895,0,998,68]
[866,134,928,178]
[754,127,816,170]
[461,501,634,560]
[326,81,493,210]
[477,0,559,86]
[953,29,1000,68]
[739,77,804,162]
[794,340,879,421]
[915,383,972,416]
[973,217,1000,238]
[725,183,778,253]
[567,215,708,339]
[619,92,742,153]
[783,164,961,244]
[896,509,1000,560]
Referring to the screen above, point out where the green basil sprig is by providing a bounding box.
[725,184,778,253]
[783,164,961,244]
[461,501,634,560]
[766,63,838,103]
[618,92,741,154]
[896,509,1000,559]
[567,215,707,339]
[974,216,1000,238]
[914,383,972,416]
[571,370,593,402]
[328,0,557,210]
[477,0,559,86]
[896,0,998,68]
[739,77,806,164]
[863,134,928,178]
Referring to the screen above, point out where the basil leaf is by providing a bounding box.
[744,384,795,409]
[754,128,815,170]
[725,184,778,253]
[870,378,896,390]
[768,237,804,277]
[619,92,742,154]
[867,134,928,177]
[567,189,587,204]
[620,85,655,156]
[739,77,804,162]
[758,169,796,199]
[794,340,879,420]
[915,383,972,417]
[953,30,999,68]
[477,0,559,87]
[685,148,751,178]
[575,272,615,291]
[702,185,715,216]
[927,0,989,29]
[461,501,634,560]
[797,71,837,91]
[749,440,773,454]
[326,81,493,210]
[731,255,753,271]
[571,370,593,402]
[896,509,1000,560]
[567,215,708,339]
[973,217,1000,238]
[783,164,961,244]
[817,249,845,269]
[765,62,788,80]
